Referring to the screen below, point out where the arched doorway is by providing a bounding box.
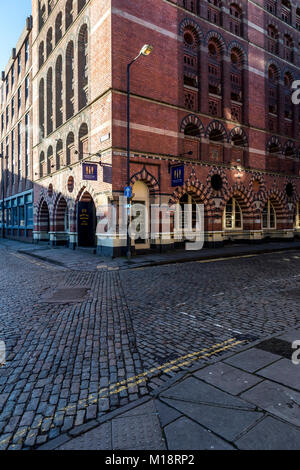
[39,200,50,241]
[54,196,69,246]
[131,181,150,250]
[77,191,96,247]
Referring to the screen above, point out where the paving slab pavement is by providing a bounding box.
[39,326,300,450]
[2,238,300,271]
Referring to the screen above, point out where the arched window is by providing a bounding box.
[55,56,63,128]
[267,25,279,55]
[281,0,291,24]
[184,123,200,137]
[267,137,282,171]
[78,0,86,13]
[48,0,54,14]
[39,41,45,69]
[66,132,74,165]
[66,41,74,119]
[207,122,226,163]
[78,24,88,110]
[295,203,300,228]
[208,39,223,117]
[229,4,243,37]
[65,0,73,30]
[266,0,277,15]
[47,146,53,174]
[183,123,201,159]
[183,27,200,112]
[39,78,45,140]
[39,1,47,31]
[55,12,63,45]
[231,133,243,146]
[269,142,280,154]
[46,28,53,58]
[268,65,279,132]
[230,128,248,165]
[230,48,244,122]
[262,201,276,229]
[39,151,45,178]
[179,193,198,232]
[180,0,200,14]
[284,72,293,120]
[46,68,53,135]
[224,198,242,230]
[209,128,224,142]
[284,34,294,63]
[207,0,222,26]
[296,8,300,31]
[284,144,295,157]
[56,139,63,170]
[79,123,88,160]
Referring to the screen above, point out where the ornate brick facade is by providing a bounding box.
[4,0,300,255]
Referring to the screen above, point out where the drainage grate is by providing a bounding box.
[40,287,90,304]
[256,337,292,359]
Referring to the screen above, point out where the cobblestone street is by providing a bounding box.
[1,242,300,449]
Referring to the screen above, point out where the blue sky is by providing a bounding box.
[0,0,32,71]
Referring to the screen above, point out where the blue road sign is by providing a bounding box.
[124,186,132,199]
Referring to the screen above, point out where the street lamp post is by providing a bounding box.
[126,44,153,260]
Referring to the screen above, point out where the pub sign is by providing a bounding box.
[82,163,98,181]
[171,165,184,187]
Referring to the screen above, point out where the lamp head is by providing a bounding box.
[140,44,154,56]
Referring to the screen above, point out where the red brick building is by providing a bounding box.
[32,0,300,256]
[0,17,33,242]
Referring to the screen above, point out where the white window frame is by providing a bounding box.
[262,200,276,229]
[295,202,300,229]
[223,198,243,230]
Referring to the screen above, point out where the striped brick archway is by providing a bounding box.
[260,189,289,228]
[219,184,256,231]
[130,167,159,193]
[53,194,68,232]
[36,199,51,233]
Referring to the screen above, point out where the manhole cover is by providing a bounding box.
[40,288,90,304]
[256,337,292,359]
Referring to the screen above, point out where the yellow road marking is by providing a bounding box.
[10,252,61,271]
[197,254,258,264]
[0,338,245,448]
